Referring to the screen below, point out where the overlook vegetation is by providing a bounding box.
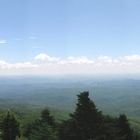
[0,91,139,140]
[0,76,140,139]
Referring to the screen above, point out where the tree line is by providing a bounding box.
[0,91,139,140]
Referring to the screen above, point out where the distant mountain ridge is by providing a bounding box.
[0,76,140,117]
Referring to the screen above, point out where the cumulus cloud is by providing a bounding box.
[34,53,60,62]
[0,40,7,44]
[1,54,140,75]
[59,56,94,65]
[0,61,37,70]
[120,55,140,62]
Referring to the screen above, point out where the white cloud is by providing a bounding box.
[34,53,60,62]
[120,55,140,62]
[58,56,94,65]
[0,61,37,70]
[0,60,9,69]
[33,54,140,74]
[1,54,140,75]
[96,56,113,64]
[0,40,7,44]
[12,62,38,69]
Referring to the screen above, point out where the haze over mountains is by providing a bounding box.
[0,75,140,118]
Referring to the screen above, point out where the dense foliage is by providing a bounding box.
[0,91,139,140]
[0,111,20,140]
[24,109,57,140]
[59,92,139,140]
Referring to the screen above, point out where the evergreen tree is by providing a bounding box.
[41,108,55,126]
[1,110,20,140]
[100,115,119,140]
[24,108,57,140]
[59,92,140,140]
[117,114,133,140]
[22,92,140,140]
[29,122,57,140]
[59,91,103,140]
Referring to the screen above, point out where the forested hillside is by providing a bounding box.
[0,76,140,117]
[0,91,139,140]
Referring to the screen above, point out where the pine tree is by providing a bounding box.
[41,108,55,126]
[59,91,103,140]
[117,114,133,140]
[24,108,57,140]
[29,122,57,140]
[1,110,20,140]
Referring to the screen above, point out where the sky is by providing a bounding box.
[0,0,140,75]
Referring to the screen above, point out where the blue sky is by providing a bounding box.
[0,0,140,74]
